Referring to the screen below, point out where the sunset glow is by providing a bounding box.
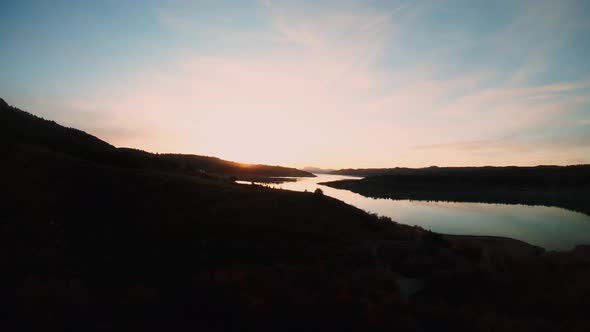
[2,0,589,167]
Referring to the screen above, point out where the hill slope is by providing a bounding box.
[0,98,313,179]
[2,99,590,331]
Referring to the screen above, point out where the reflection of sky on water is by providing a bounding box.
[240,174,590,251]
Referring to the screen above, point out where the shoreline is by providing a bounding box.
[444,234,546,257]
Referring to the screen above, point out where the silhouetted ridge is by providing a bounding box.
[0,99,117,164]
[0,98,313,179]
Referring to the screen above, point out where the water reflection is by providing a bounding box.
[239,174,590,251]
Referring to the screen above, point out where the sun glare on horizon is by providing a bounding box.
[1,0,589,168]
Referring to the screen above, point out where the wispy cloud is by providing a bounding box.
[26,0,590,168]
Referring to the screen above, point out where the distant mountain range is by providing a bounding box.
[330,165,590,177]
[301,166,336,174]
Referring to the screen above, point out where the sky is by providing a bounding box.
[1,0,590,168]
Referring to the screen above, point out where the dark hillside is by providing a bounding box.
[0,98,313,179]
[0,136,427,331]
[2,99,590,331]
[0,98,117,163]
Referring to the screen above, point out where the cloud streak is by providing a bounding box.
[12,0,589,168]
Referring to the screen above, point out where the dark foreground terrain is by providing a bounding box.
[323,166,590,215]
[1,99,590,331]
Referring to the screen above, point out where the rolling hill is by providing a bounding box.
[0,98,313,180]
[2,98,590,331]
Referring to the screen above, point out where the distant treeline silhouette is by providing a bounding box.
[331,165,590,185]
[322,165,590,215]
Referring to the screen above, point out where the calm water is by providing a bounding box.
[239,174,590,251]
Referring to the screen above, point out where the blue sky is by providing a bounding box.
[1,0,589,167]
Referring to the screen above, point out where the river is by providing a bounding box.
[240,174,590,251]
